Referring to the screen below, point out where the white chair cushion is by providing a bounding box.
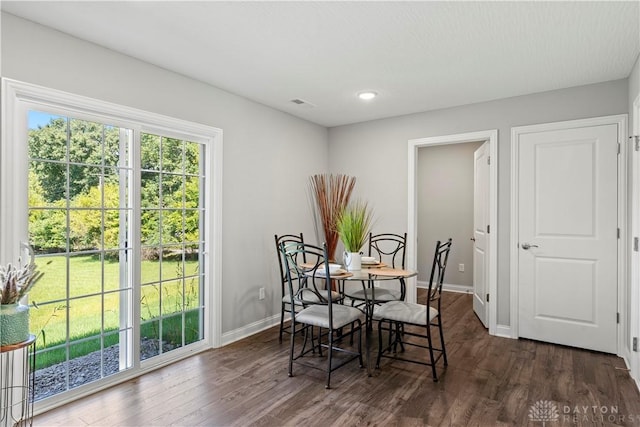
[372,301,438,326]
[347,288,402,302]
[296,304,363,329]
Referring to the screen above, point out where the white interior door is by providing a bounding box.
[517,123,618,353]
[473,141,489,327]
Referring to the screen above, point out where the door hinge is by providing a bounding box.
[486,225,490,234]
[634,337,638,352]
[618,143,621,154]
[486,293,489,302]
[487,155,490,165]
[634,237,639,252]
[630,135,639,151]
[617,228,620,239]
[617,312,620,324]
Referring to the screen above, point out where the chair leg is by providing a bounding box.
[426,325,438,382]
[391,322,405,353]
[437,315,448,366]
[279,303,286,343]
[288,321,296,377]
[310,325,317,354]
[316,327,323,357]
[376,319,385,369]
[326,328,333,389]
[398,323,405,352]
[357,320,363,368]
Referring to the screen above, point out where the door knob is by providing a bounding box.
[470,237,476,242]
[521,243,539,250]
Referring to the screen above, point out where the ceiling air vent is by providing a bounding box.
[290,98,316,108]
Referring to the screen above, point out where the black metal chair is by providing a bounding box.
[274,233,306,342]
[345,233,407,310]
[275,233,343,342]
[374,238,452,381]
[280,241,363,389]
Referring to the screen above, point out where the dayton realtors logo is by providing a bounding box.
[561,405,640,423]
[529,400,640,424]
[529,400,560,426]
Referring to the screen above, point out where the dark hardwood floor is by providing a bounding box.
[35,291,640,426]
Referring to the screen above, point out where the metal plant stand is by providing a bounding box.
[0,335,36,427]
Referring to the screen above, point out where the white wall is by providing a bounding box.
[630,54,640,116]
[417,141,483,285]
[329,79,629,326]
[0,13,328,336]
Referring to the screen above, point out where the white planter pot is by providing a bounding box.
[343,252,362,271]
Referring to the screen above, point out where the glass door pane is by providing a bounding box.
[27,111,134,401]
[139,133,204,361]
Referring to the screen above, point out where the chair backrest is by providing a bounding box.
[274,233,305,296]
[368,233,407,268]
[280,241,336,319]
[426,238,452,306]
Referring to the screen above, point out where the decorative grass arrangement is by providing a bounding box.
[309,174,356,261]
[0,260,44,305]
[336,200,373,253]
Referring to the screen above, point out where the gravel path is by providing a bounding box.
[34,339,173,401]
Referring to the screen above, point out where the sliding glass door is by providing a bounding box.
[25,110,210,401]
[0,78,221,406]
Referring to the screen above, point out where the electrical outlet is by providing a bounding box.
[259,287,265,300]
[458,264,464,272]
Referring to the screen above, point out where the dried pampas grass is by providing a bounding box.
[308,174,356,261]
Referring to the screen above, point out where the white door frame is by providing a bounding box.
[408,129,498,335]
[630,96,640,386]
[510,114,628,356]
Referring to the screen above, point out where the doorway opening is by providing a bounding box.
[407,129,498,336]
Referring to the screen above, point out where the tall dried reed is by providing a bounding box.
[308,174,356,261]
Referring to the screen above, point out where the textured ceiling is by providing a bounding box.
[2,1,639,127]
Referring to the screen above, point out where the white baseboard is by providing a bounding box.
[416,281,514,339]
[221,313,280,346]
[495,324,514,339]
[619,350,640,394]
[417,281,472,294]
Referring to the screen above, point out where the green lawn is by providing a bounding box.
[28,254,201,369]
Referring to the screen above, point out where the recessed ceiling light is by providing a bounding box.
[358,91,377,100]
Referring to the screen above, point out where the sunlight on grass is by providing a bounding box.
[29,254,200,355]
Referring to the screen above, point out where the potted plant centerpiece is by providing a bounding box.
[308,173,356,262]
[336,200,373,271]
[0,260,43,346]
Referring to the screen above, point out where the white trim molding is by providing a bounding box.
[417,280,473,294]
[221,314,281,346]
[408,129,498,336]
[629,94,640,389]
[494,325,512,339]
